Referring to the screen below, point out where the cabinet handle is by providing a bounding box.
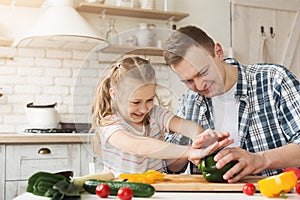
[38,148,51,154]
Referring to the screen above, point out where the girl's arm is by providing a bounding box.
[107,129,228,161]
[165,116,233,172]
[168,115,204,140]
[168,115,231,147]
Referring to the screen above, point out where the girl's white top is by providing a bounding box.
[99,105,175,177]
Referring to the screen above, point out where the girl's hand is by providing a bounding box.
[188,137,234,166]
[187,141,219,166]
[192,129,232,149]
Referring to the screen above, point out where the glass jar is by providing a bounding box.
[106,18,120,45]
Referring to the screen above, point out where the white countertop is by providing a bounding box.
[14,192,300,200]
[0,132,91,144]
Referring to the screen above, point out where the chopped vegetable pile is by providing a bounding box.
[119,170,165,184]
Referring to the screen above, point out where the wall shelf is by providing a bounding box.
[100,44,163,56]
[76,2,189,22]
[0,0,45,7]
[0,37,13,47]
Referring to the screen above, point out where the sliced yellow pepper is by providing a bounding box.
[144,170,165,181]
[258,171,297,198]
[119,170,164,184]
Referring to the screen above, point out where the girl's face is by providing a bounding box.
[116,82,156,126]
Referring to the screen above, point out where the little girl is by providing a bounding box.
[92,56,232,176]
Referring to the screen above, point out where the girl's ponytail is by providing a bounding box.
[92,76,112,127]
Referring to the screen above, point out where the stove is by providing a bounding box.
[24,128,77,134]
[23,123,91,134]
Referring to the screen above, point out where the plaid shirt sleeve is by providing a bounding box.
[163,90,205,174]
[238,63,300,176]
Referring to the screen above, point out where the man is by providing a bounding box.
[163,25,300,183]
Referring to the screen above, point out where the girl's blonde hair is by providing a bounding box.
[90,56,156,158]
[92,56,156,128]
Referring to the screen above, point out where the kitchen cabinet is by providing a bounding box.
[76,2,189,56]
[2,142,95,200]
[231,0,300,78]
[79,142,104,174]
[0,145,4,200]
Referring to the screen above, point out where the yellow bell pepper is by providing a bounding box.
[258,171,297,198]
[119,170,164,184]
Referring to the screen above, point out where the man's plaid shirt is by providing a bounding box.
[164,58,300,176]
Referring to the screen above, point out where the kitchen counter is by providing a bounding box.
[0,132,92,144]
[13,192,300,200]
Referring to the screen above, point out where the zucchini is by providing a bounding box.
[83,179,155,197]
[72,172,114,192]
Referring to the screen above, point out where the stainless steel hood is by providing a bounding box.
[12,0,106,50]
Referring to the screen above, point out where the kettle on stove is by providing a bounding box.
[26,102,60,129]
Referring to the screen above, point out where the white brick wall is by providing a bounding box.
[0,46,185,132]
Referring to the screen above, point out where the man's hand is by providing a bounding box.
[214,147,266,183]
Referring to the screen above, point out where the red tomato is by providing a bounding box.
[242,183,256,196]
[283,168,300,180]
[95,183,110,198]
[296,182,300,195]
[117,187,133,200]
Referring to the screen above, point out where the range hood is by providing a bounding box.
[13,0,106,50]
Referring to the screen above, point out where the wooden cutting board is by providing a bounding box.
[152,174,265,192]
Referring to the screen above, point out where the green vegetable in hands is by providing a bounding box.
[199,152,234,183]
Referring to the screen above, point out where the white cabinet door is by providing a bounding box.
[80,142,104,175]
[231,0,300,77]
[80,142,93,175]
[5,144,81,199]
[0,145,5,200]
[5,180,27,200]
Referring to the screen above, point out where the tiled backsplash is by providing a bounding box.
[0,46,185,132]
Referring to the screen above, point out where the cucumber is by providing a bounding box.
[73,172,114,192]
[83,179,155,197]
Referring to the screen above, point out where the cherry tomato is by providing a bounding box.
[296,182,300,195]
[117,187,133,200]
[95,183,110,198]
[242,183,256,196]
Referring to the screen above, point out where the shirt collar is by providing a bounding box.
[235,62,248,101]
